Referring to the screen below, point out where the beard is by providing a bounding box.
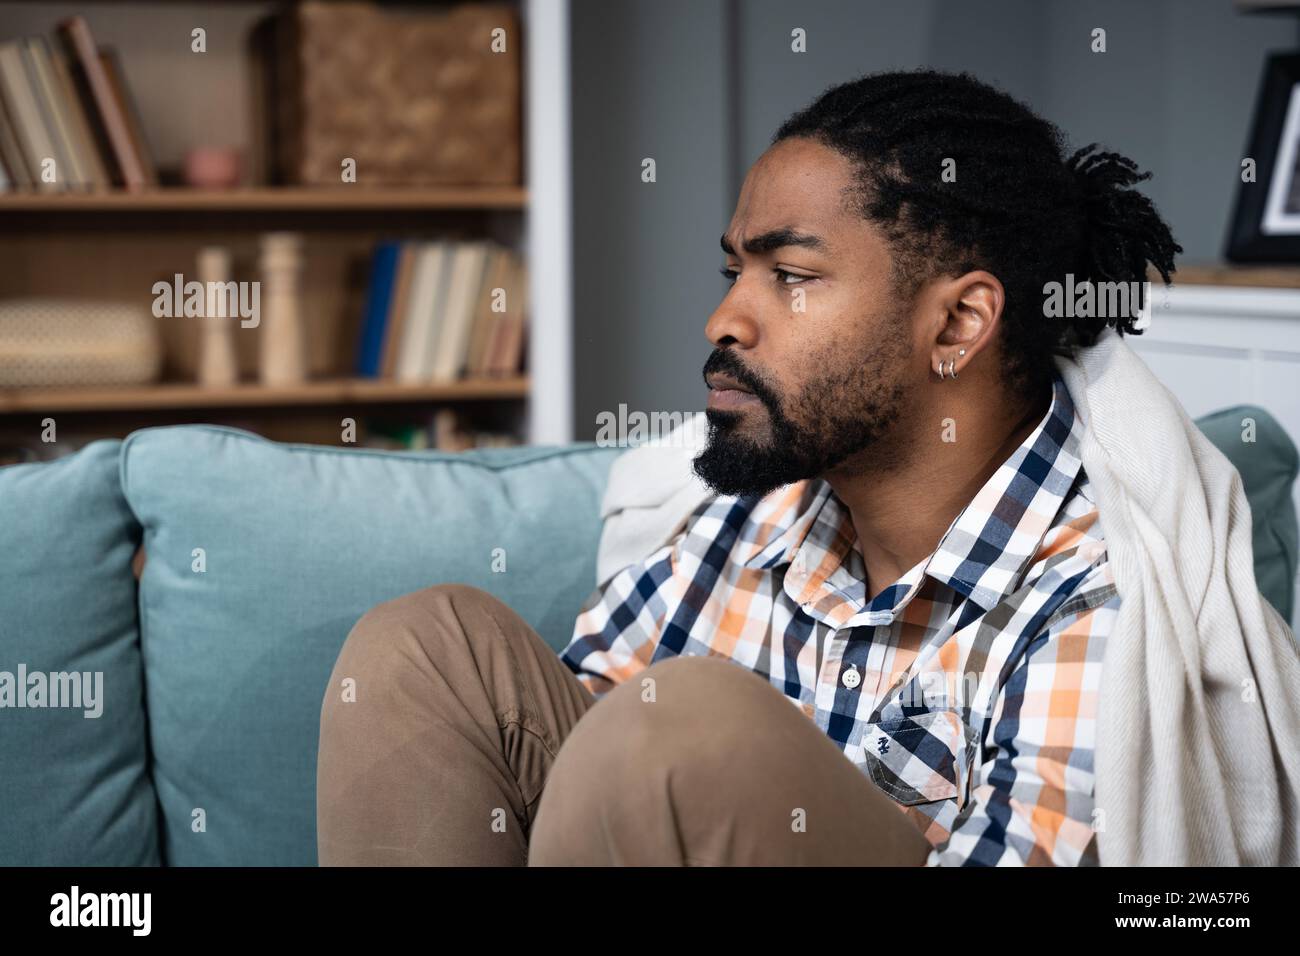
[692,334,912,499]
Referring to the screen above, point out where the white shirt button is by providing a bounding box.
[841,665,861,689]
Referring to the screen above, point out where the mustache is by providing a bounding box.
[702,349,775,405]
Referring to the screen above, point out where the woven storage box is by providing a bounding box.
[0,299,161,387]
[274,0,521,186]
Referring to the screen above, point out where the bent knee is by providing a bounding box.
[337,582,505,669]
[350,582,502,637]
[579,655,783,753]
[544,656,782,807]
[612,654,777,714]
[368,582,502,622]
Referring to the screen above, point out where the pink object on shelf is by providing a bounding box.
[183,147,242,189]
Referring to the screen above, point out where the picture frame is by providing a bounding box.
[1226,52,1300,261]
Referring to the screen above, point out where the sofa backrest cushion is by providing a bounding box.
[1195,405,1299,625]
[119,425,619,866]
[0,440,158,865]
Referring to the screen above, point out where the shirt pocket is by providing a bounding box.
[858,710,978,808]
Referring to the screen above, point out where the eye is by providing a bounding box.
[719,266,813,285]
[774,268,811,285]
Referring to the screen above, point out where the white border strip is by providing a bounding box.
[524,0,573,445]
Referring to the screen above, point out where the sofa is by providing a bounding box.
[1,407,1296,866]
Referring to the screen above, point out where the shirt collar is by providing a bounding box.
[923,372,1084,611]
[738,372,1084,614]
[739,480,832,572]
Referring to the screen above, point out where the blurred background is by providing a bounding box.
[573,0,1300,433]
[1,0,1299,456]
[0,0,536,455]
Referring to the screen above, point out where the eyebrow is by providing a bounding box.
[720,227,827,257]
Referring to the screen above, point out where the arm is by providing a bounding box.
[560,537,681,699]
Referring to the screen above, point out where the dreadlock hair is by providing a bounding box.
[772,69,1182,398]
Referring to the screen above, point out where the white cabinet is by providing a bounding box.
[1129,283,1300,618]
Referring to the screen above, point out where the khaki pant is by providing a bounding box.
[316,584,933,866]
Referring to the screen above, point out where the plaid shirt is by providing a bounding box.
[560,373,1120,866]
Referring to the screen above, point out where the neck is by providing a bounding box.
[825,376,1050,599]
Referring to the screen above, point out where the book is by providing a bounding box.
[394,242,448,383]
[502,253,529,375]
[510,253,531,374]
[378,244,417,379]
[417,243,457,381]
[56,16,147,190]
[459,242,501,379]
[429,241,491,382]
[99,47,157,186]
[466,247,508,378]
[0,92,32,188]
[354,241,402,377]
[361,241,526,382]
[0,41,61,192]
[22,38,80,189]
[486,251,529,376]
[45,41,110,189]
[481,268,506,374]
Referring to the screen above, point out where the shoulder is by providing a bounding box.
[1025,466,1120,628]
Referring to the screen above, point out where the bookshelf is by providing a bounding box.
[0,0,573,452]
[0,185,529,212]
[0,376,529,414]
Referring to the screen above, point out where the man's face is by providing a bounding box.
[694,136,925,498]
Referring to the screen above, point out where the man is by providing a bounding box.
[316,70,1181,866]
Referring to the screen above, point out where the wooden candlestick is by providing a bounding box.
[196,246,237,387]
[258,231,306,385]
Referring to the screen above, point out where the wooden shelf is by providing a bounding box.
[0,186,528,213]
[0,377,529,414]
[1154,263,1300,289]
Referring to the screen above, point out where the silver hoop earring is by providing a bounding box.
[948,357,959,379]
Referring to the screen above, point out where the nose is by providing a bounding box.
[705,283,759,350]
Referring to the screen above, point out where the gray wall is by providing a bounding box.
[570,0,732,443]
[571,0,1290,439]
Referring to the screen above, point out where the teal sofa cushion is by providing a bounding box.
[0,441,158,865]
[119,425,619,866]
[1195,405,1299,625]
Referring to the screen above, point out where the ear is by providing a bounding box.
[927,270,1004,380]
